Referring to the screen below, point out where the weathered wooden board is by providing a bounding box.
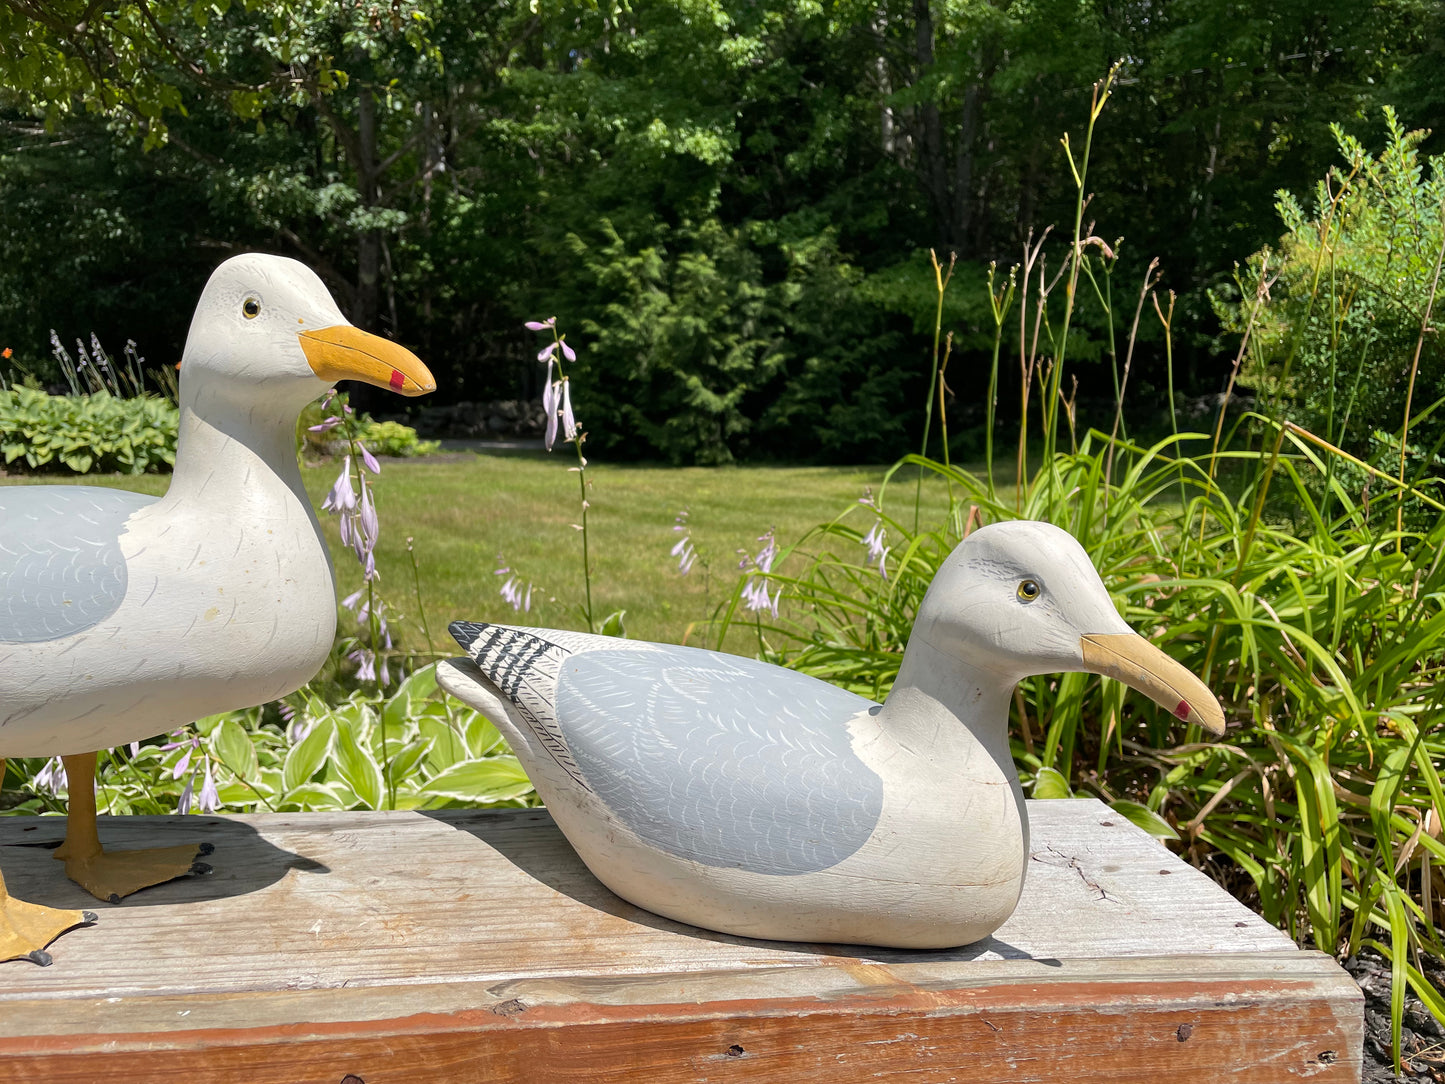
[0,799,1362,1083]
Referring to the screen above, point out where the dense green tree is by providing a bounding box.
[0,0,1438,462]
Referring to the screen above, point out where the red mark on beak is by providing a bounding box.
[1174,700,1190,720]
[389,368,405,390]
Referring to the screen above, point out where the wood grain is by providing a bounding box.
[0,799,1361,1082]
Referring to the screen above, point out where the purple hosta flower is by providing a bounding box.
[348,643,390,685]
[495,558,535,613]
[346,589,388,635]
[166,728,217,814]
[497,572,531,615]
[358,440,381,476]
[741,577,775,616]
[858,490,890,580]
[357,484,379,578]
[753,529,779,575]
[325,456,381,582]
[535,338,577,365]
[33,756,67,797]
[277,701,312,744]
[532,318,580,451]
[378,622,393,686]
[323,455,358,516]
[308,415,343,434]
[542,376,560,450]
[861,520,890,581]
[197,759,221,813]
[670,510,698,574]
[349,646,377,683]
[342,590,394,686]
[560,379,577,442]
[738,529,780,618]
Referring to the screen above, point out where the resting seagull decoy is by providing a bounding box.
[0,253,435,964]
[437,520,1225,949]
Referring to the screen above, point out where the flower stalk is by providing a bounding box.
[315,388,396,808]
[529,317,596,632]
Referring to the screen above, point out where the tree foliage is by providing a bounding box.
[0,0,1439,462]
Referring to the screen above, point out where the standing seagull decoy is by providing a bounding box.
[0,253,435,964]
[437,520,1225,949]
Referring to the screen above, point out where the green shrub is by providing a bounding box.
[297,399,439,459]
[358,419,440,458]
[1216,107,1445,456]
[0,385,177,474]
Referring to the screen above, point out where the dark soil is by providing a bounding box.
[1347,951,1445,1082]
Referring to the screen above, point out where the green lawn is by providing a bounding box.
[1,449,957,655]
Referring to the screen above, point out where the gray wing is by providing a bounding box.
[0,485,156,642]
[556,645,883,877]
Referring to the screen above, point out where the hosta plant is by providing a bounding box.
[0,385,177,474]
[5,665,535,816]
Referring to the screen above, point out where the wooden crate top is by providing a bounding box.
[0,799,1361,1083]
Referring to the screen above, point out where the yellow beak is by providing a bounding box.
[299,324,436,396]
[1080,633,1226,735]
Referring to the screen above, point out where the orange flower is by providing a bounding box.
[1,347,11,359]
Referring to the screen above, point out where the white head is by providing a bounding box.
[179,253,434,408]
[912,520,1223,733]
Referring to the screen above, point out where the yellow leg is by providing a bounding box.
[54,752,212,904]
[0,758,95,965]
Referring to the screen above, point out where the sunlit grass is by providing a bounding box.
[0,450,959,654]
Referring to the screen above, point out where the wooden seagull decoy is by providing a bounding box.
[0,253,434,964]
[437,520,1224,949]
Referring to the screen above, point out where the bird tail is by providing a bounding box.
[443,621,586,789]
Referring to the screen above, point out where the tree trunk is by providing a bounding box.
[873,12,896,156]
[955,71,983,250]
[1018,133,1041,245]
[355,83,382,331]
[912,0,951,242]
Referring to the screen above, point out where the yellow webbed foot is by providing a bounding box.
[61,841,214,904]
[55,753,213,903]
[0,890,95,966]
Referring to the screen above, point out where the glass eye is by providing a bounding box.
[1017,579,1041,602]
[242,298,261,319]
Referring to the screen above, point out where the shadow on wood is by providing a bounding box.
[0,815,327,909]
[424,808,1053,965]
